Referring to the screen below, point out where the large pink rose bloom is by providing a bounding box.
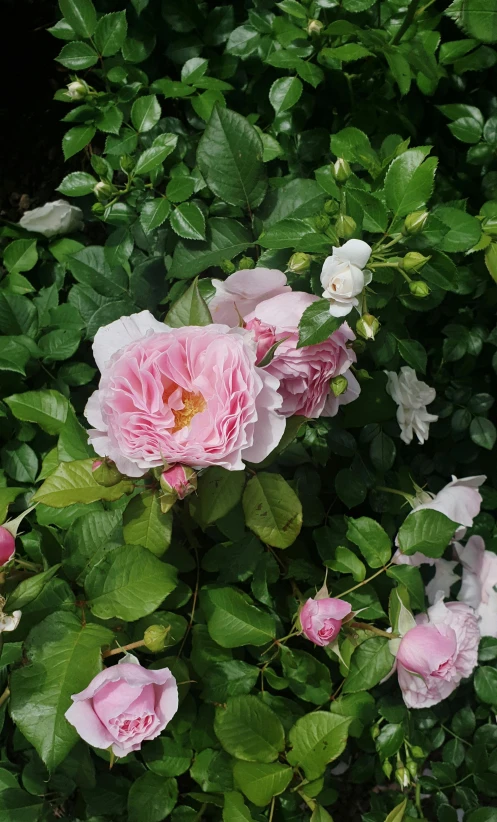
[209,267,290,326]
[65,657,178,757]
[396,598,479,709]
[85,311,285,477]
[300,597,352,646]
[456,535,497,638]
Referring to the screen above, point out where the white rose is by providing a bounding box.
[385,366,438,444]
[67,80,89,100]
[320,239,372,317]
[19,200,83,238]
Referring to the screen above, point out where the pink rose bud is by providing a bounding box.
[0,527,15,567]
[65,656,178,758]
[300,597,352,646]
[160,465,197,500]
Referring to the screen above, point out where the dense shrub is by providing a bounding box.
[1,0,497,821]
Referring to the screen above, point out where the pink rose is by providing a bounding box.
[300,597,352,646]
[456,535,497,638]
[209,267,290,326]
[85,311,285,477]
[0,527,15,567]
[396,598,479,709]
[65,656,178,758]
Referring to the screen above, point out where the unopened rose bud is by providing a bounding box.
[159,464,197,513]
[335,214,356,239]
[401,252,430,272]
[395,765,410,788]
[93,181,115,201]
[307,18,324,35]
[288,252,311,273]
[332,158,351,184]
[92,458,124,487]
[324,199,338,215]
[314,214,331,232]
[238,256,255,270]
[0,527,15,567]
[409,280,430,298]
[371,724,380,740]
[67,79,90,100]
[92,202,105,216]
[220,259,236,275]
[120,154,135,173]
[406,756,417,778]
[355,368,372,381]
[356,313,380,340]
[403,210,428,235]
[330,375,348,397]
[144,624,170,652]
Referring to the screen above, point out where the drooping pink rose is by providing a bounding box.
[0,527,15,567]
[65,656,178,758]
[209,268,290,326]
[245,290,360,418]
[300,597,352,646]
[456,536,497,638]
[85,312,285,477]
[396,598,479,709]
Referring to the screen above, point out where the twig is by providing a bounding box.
[0,687,11,710]
[391,0,422,45]
[102,639,146,659]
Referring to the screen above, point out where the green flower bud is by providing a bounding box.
[335,214,356,239]
[67,79,90,100]
[324,199,338,215]
[238,256,255,270]
[403,210,429,235]
[332,158,352,184]
[120,154,135,173]
[288,252,311,273]
[92,458,124,487]
[330,375,348,397]
[91,202,105,216]
[307,18,324,35]
[355,368,372,381]
[314,214,331,232]
[395,765,410,788]
[356,313,380,341]
[93,181,115,201]
[409,280,431,298]
[351,338,366,355]
[219,259,236,275]
[371,724,380,740]
[144,624,170,652]
[401,251,430,272]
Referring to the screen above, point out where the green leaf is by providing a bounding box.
[59,0,97,38]
[85,543,177,621]
[33,458,133,507]
[384,799,407,822]
[64,508,123,580]
[233,761,293,806]
[311,807,334,822]
[474,666,497,703]
[461,0,497,43]
[10,612,112,770]
[346,517,391,568]
[62,125,96,160]
[287,712,352,779]
[169,218,251,279]
[384,149,437,217]
[5,390,69,434]
[56,41,98,69]
[327,545,366,582]
[258,219,330,252]
[397,339,427,373]
[434,207,482,252]
[39,328,81,362]
[448,116,483,143]
[322,44,372,61]
[131,94,161,132]
[280,646,332,704]
[170,202,206,240]
[343,637,395,693]
[94,11,127,56]
[276,0,308,18]
[123,490,173,556]
[166,177,195,204]
[223,792,254,821]
[197,106,267,209]
[386,565,425,611]
[140,198,171,233]
[201,586,276,647]
[347,188,388,233]
[128,773,178,822]
[369,432,396,473]
[143,737,192,777]
[269,77,303,115]
[67,245,128,298]
[57,171,97,196]
[297,300,343,348]
[165,277,212,327]
[0,789,43,821]
[335,469,367,508]
[134,144,176,176]
[243,473,302,549]
[3,240,38,274]
[214,695,285,762]
[2,441,38,483]
[7,565,61,611]
[376,723,404,759]
[470,416,496,450]
[397,509,458,558]
[0,487,25,523]
[195,467,246,525]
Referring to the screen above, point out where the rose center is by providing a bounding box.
[163,385,206,432]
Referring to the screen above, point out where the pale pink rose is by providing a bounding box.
[245,291,359,418]
[65,656,178,758]
[456,536,497,638]
[425,559,460,605]
[300,597,352,646]
[85,312,285,477]
[0,527,15,567]
[209,268,290,326]
[397,598,479,709]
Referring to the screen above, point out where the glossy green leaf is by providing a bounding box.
[243,472,302,548]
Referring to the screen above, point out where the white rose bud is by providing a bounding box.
[320,239,372,318]
[67,80,90,100]
[19,200,84,238]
